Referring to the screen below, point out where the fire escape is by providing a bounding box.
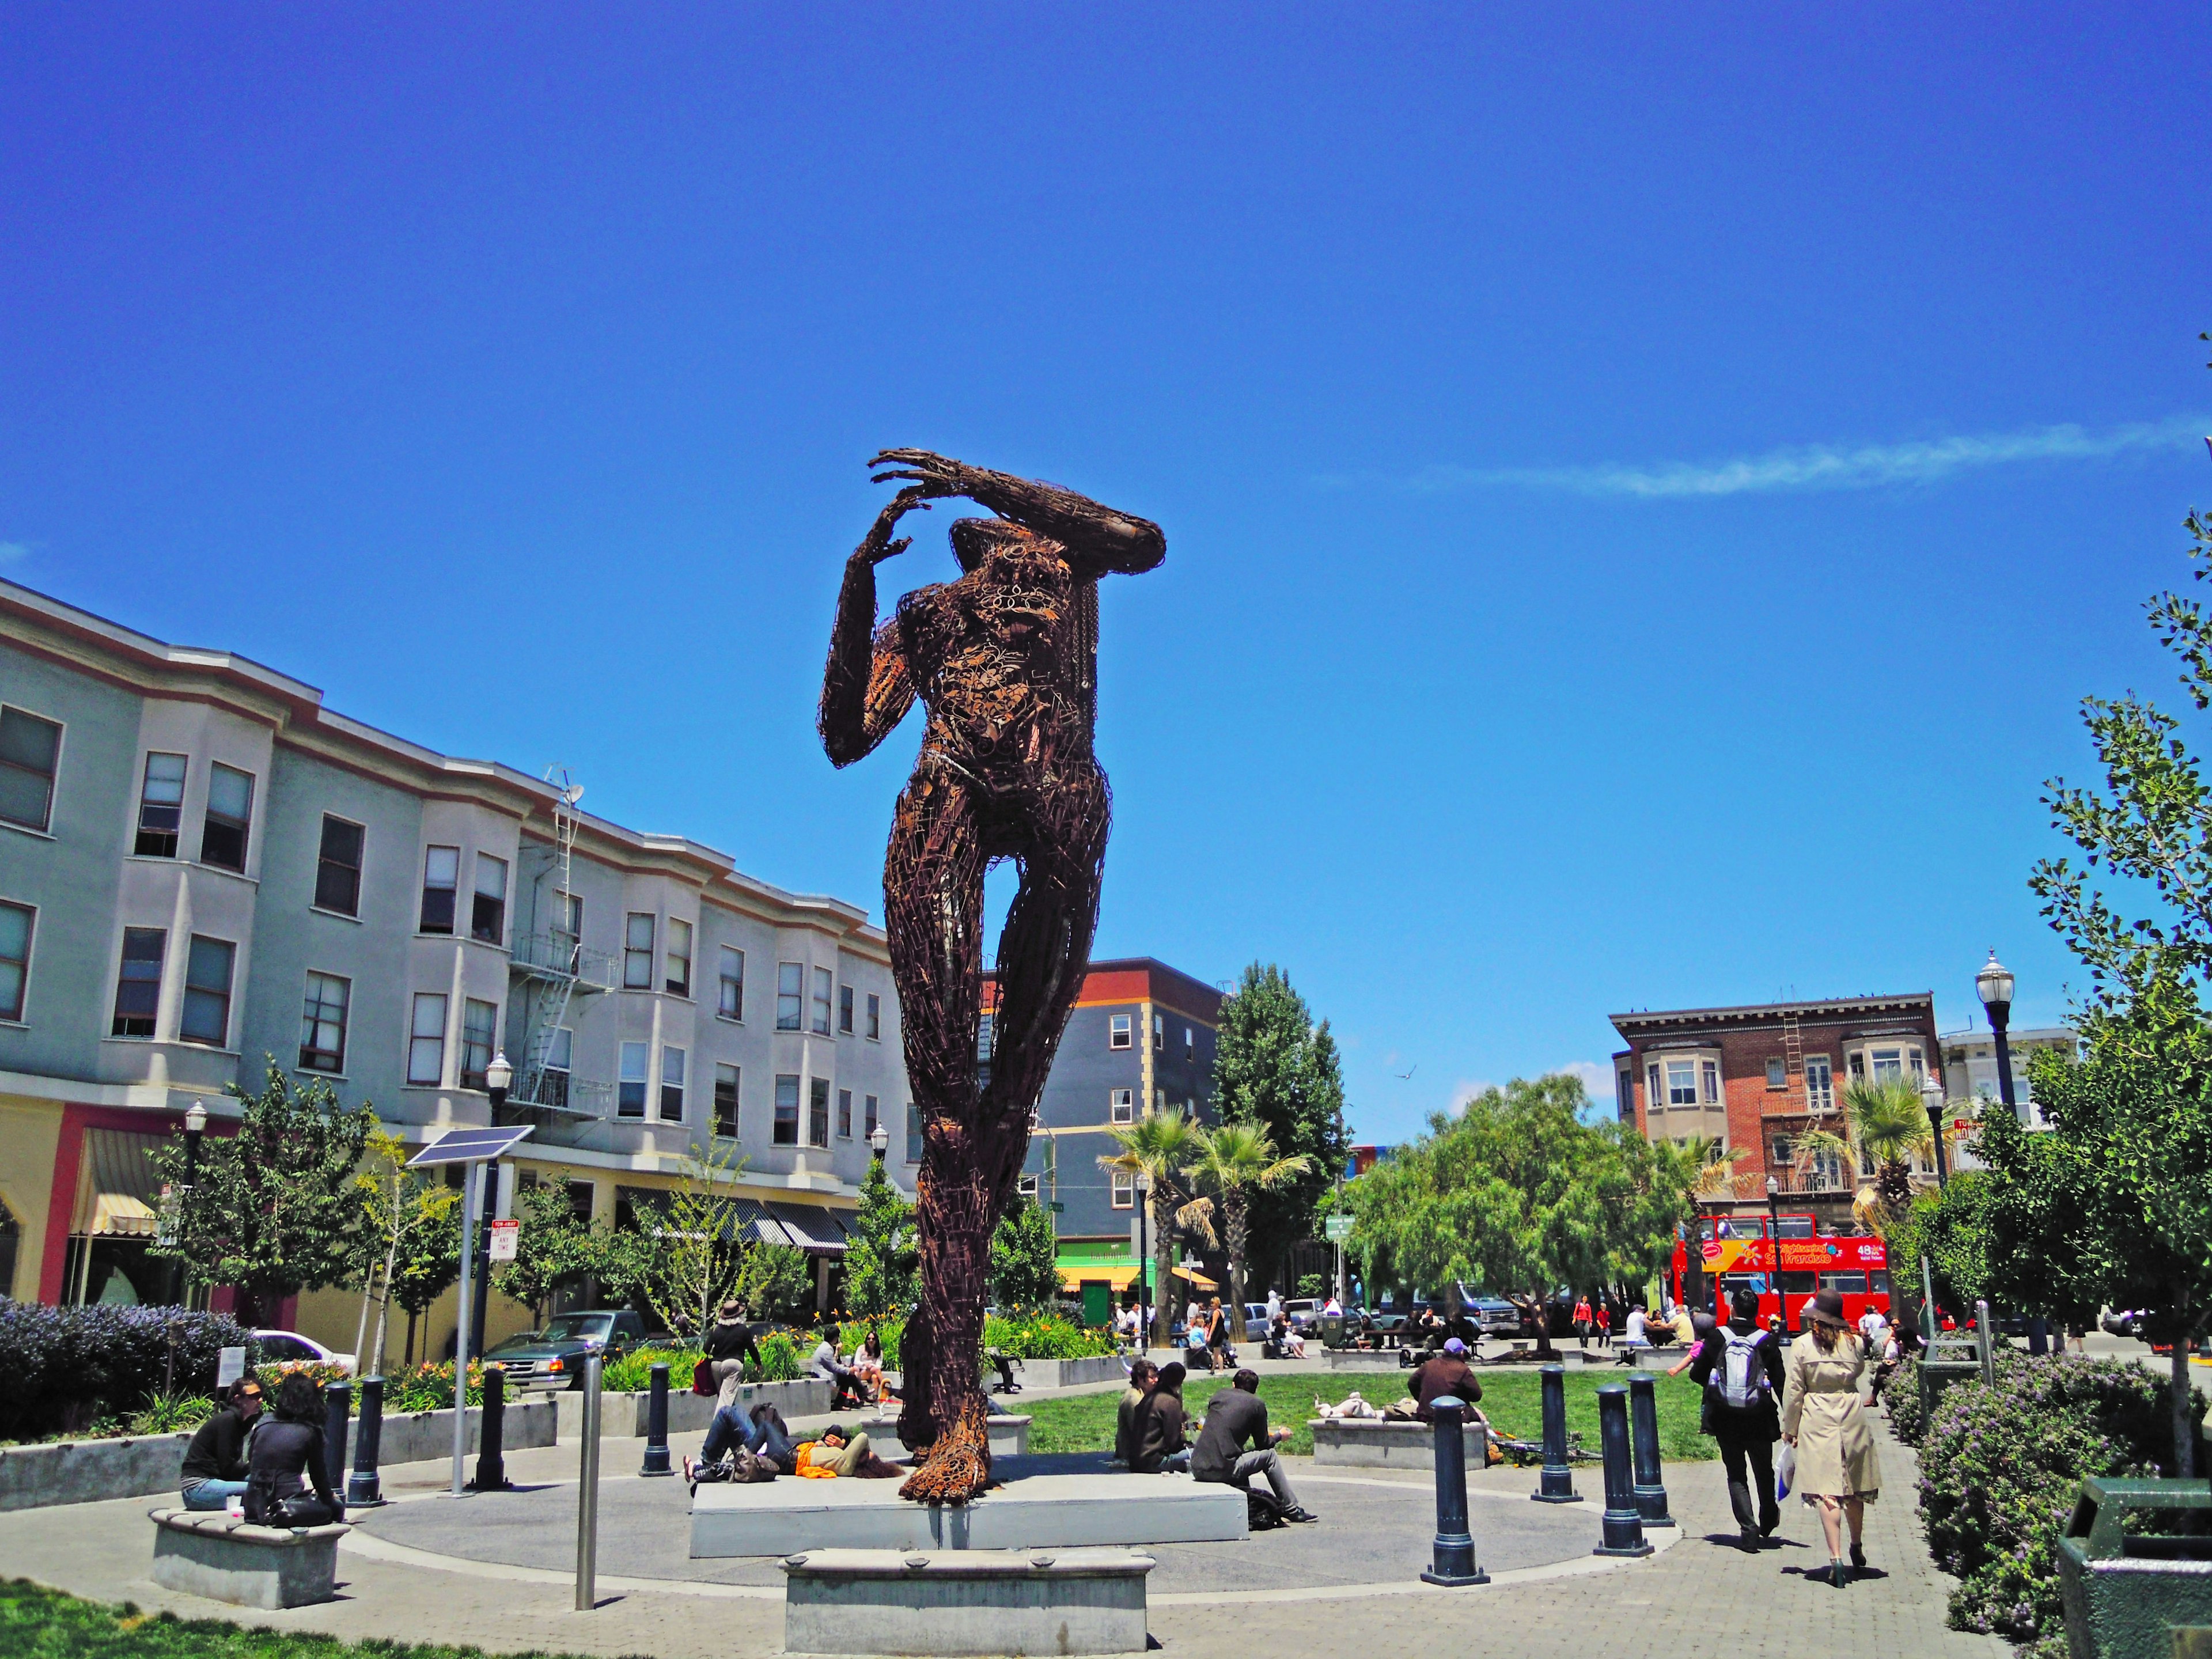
[505,771,619,1122]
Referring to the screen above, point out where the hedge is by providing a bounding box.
[0,1304,248,1441]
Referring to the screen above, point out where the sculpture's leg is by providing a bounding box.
[880,767,993,1501]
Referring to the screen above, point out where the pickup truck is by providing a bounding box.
[482,1310,659,1392]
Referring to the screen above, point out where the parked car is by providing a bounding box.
[249,1330,355,1374]
[2101,1309,2145,1339]
[482,1310,657,1392]
[1282,1297,1324,1332]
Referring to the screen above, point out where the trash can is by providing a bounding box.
[2055,1477,2212,1659]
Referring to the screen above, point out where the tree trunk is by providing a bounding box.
[404,1309,418,1369]
[895,1113,1025,1504]
[1226,1195,1249,1343]
[1152,1192,1176,1354]
[1530,1287,1558,1359]
[2174,1291,2198,1480]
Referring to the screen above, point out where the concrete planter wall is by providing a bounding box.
[999,1355,1126,1391]
[0,1399,556,1512]
[554,1377,832,1441]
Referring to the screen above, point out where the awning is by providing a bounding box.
[1059,1262,1141,1290]
[73,1130,163,1238]
[618,1192,851,1256]
[767,1202,849,1257]
[1171,1266,1218,1290]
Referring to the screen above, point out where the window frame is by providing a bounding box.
[665,917,692,997]
[1110,1088,1134,1125]
[1153,1013,1164,1051]
[1111,1171,1134,1209]
[298,970,351,1073]
[0,705,64,835]
[718,945,744,1021]
[713,1063,740,1138]
[618,1040,650,1118]
[0,899,32,1022]
[1765,1056,1788,1089]
[660,1044,686,1122]
[864,1093,879,1138]
[808,1076,831,1147]
[419,846,460,935]
[407,992,449,1085]
[198,764,255,873]
[837,1087,853,1139]
[135,752,187,858]
[839,984,854,1035]
[866,992,881,1041]
[1665,1058,1698,1107]
[1017,1172,1040,1199]
[178,935,236,1048]
[810,967,833,1036]
[471,854,508,945]
[774,1074,801,1145]
[313,815,365,916]
[1108,1013,1132,1050]
[1804,1053,1834,1113]
[777,961,804,1031]
[460,997,498,1089]
[623,912,654,990]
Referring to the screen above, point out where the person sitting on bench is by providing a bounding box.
[243,1372,341,1527]
[180,1378,263,1511]
[811,1324,868,1408]
[1410,1338,1488,1426]
[1131,1361,1190,1473]
[1190,1368,1317,1523]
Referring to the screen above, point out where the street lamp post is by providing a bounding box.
[1976,951,2018,1115]
[1921,1070,1949,1189]
[469,1054,513,1361]
[177,1100,207,1309]
[1764,1175,1781,1325]
[1135,1171,1153,1350]
[868,1122,889,1162]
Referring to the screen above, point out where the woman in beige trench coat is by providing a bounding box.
[1781,1287,1880,1586]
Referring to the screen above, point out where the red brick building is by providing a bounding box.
[1609,993,1942,1233]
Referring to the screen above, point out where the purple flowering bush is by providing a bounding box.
[1917,1351,2198,1645]
[0,1303,248,1440]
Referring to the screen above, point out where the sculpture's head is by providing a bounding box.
[949,515,1046,573]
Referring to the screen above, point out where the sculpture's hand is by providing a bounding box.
[858,486,933,566]
[870,448,973,501]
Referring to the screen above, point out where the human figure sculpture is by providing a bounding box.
[819,448,1163,1502]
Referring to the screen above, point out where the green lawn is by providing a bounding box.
[0,1580,620,1659]
[1023,1365,1717,1461]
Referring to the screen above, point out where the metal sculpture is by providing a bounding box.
[820,449,1163,1503]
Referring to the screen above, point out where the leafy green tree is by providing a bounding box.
[990,1191,1063,1310]
[493,1179,608,1328]
[1099,1107,1216,1347]
[604,1141,750,1338]
[1210,964,1349,1294]
[149,1060,374,1325]
[1884,1171,1993,1339]
[843,1156,919,1324]
[1185,1122,1312,1339]
[387,1195,463,1367]
[733,1242,814,1324]
[1797,1075,1934,1230]
[353,1120,460,1376]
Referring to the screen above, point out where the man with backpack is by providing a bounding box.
[1688,1287,1788,1550]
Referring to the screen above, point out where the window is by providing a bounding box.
[544,1027,573,1110]
[419,847,459,934]
[461,998,497,1089]
[665,918,692,997]
[298,972,350,1072]
[977,1012,995,1063]
[0,707,62,832]
[1771,1136,1793,1166]
[1111,1171,1134,1209]
[1868,1046,1918,1085]
[1847,1051,1864,1082]
[839,984,854,1035]
[1616,1070,1633,1113]
[811,967,832,1035]
[866,993,881,1040]
[1110,1088,1134,1124]
[472,855,507,944]
[135,753,186,857]
[718,946,744,1020]
[623,913,654,988]
[1665,1059,1696,1107]
[1765,1057,1787,1089]
[1017,1173,1040,1198]
[774,1074,800,1145]
[660,1046,685,1121]
[180,937,235,1047]
[864,1093,879,1138]
[0,901,30,1021]
[1646,1061,1661,1107]
[315,816,363,915]
[837,1088,853,1138]
[714,1063,740,1137]
[1804,1055,1833,1113]
[777,962,804,1030]
[906,1102,923,1164]
[809,1077,831,1146]
[408,993,448,1084]
[1700,1059,1720,1104]
[199,764,253,871]
[619,1041,649,1117]
[1109,1014,1132,1050]
[1153,1013,1164,1051]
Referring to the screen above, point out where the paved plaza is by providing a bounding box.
[0,1367,2014,1659]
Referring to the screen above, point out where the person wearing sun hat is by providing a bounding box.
[1781,1287,1881,1587]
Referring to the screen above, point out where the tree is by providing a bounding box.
[386,1192,462,1367]
[733,1242,813,1324]
[1210,965,1349,1294]
[601,1142,751,1339]
[353,1120,460,1376]
[1341,1074,1696,1356]
[1184,1122,1312,1339]
[989,1191,1063,1310]
[1099,1107,1216,1346]
[843,1157,919,1325]
[493,1179,608,1328]
[149,1060,374,1325]
[1799,1075,1934,1230]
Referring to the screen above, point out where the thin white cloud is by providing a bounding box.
[1336,414,2210,499]
[0,542,27,566]
[1552,1060,1614,1101]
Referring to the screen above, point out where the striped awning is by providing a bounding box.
[615,1190,850,1255]
[73,1130,163,1238]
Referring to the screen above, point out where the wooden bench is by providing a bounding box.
[149,1508,348,1609]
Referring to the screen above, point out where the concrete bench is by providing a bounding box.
[148,1507,348,1609]
[783,1548,1153,1657]
[1309,1416,1491,1469]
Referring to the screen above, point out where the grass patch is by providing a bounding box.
[0,1579,632,1659]
[1022,1366,1717,1461]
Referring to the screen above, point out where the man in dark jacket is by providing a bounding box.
[1190,1369,1316,1521]
[180,1379,263,1510]
[705,1299,763,1407]
[1409,1338,1487,1426]
[1687,1288,1787,1549]
[1131,1362,1189,1473]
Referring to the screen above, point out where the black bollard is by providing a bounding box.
[322,1380,351,1506]
[1531,1363,1581,1503]
[1592,1384,1653,1557]
[1419,1399,1489,1586]
[346,1376,385,1506]
[641,1362,673,1477]
[1626,1371,1674,1528]
[472,1364,510,1491]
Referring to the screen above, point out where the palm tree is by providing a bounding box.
[1185,1122,1313,1340]
[1799,1075,1935,1232]
[1099,1107,1215,1348]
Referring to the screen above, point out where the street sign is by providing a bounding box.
[1047,1202,1066,1213]
[217,1346,246,1388]
[1324,1214,1353,1242]
[406,1125,533,1168]
[487,1218,520,1262]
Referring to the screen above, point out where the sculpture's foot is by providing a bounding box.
[897,1419,990,1505]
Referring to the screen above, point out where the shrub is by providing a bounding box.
[1884,1355,1927,1445]
[983,1311,1116,1359]
[1917,1351,2201,1644]
[0,1305,248,1440]
[379,1362,488,1413]
[600,1347,698,1394]
[755,1330,804,1381]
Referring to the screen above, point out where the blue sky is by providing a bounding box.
[5,8,2208,1144]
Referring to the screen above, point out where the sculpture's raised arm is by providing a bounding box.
[818,492,926,767]
[870,449,1164,577]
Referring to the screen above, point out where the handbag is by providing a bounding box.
[1775,1442,1797,1502]
[693,1357,716,1396]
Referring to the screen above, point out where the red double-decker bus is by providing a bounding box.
[1670,1212,1892,1334]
